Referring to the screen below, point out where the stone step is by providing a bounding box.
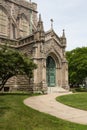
[48,87,69,93]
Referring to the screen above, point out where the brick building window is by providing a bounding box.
[0,8,8,36]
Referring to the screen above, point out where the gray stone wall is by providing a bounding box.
[0,0,37,39]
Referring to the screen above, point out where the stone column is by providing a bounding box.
[57,67,62,87]
[9,17,12,39]
[61,61,69,90]
[33,44,38,84]
[41,58,47,93]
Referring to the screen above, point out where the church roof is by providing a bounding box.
[45,29,60,41]
[8,0,37,12]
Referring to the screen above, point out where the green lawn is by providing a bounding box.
[0,93,87,130]
[56,93,87,111]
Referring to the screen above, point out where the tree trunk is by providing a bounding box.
[0,84,5,91]
[0,78,8,91]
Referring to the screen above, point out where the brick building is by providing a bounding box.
[0,0,69,93]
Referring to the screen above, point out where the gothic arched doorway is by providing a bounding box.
[46,56,56,87]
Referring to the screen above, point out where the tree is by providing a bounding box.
[66,47,87,87]
[0,47,37,91]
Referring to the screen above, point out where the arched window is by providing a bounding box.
[19,15,29,37]
[0,7,8,36]
[46,56,56,87]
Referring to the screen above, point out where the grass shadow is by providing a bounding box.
[0,106,11,116]
[0,92,42,96]
[0,93,31,96]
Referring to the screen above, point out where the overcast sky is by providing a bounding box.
[29,0,87,50]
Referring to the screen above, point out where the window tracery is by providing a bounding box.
[19,15,29,37]
[0,8,8,36]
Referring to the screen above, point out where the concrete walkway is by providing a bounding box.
[24,92,87,125]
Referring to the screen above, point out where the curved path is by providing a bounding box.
[24,92,87,125]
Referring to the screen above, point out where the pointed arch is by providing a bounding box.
[46,50,62,69]
[18,13,29,37]
[0,6,9,36]
[46,56,56,87]
[46,51,63,87]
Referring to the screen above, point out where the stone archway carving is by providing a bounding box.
[46,49,62,69]
[46,56,56,87]
[46,52,62,87]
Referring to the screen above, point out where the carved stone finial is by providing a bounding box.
[29,0,31,3]
[62,29,65,38]
[50,19,53,29]
[39,14,41,22]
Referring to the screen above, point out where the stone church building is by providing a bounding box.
[0,0,69,93]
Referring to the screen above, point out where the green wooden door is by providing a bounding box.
[46,56,56,87]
